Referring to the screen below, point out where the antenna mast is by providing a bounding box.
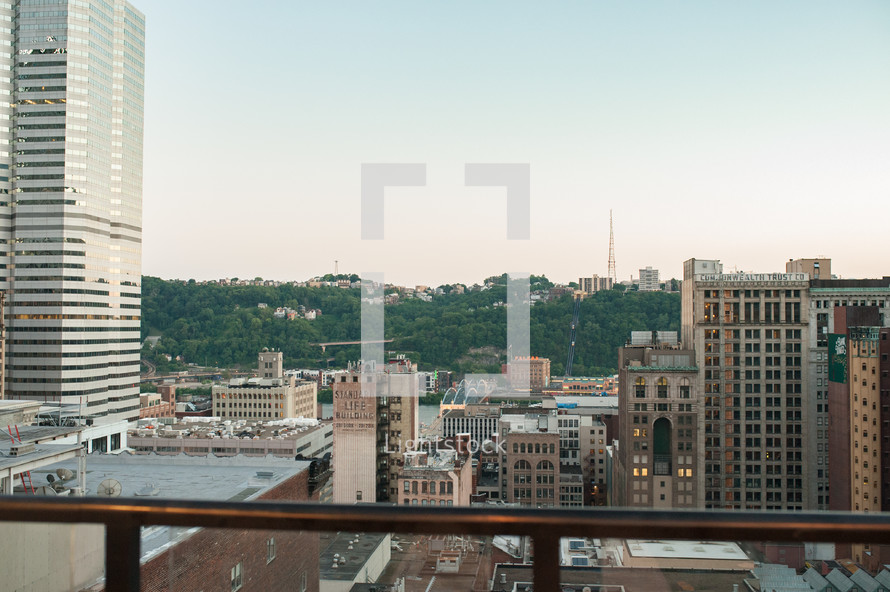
[607,209,617,284]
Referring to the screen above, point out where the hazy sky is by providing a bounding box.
[141,1,890,286]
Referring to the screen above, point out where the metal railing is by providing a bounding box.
[3,496,890,592]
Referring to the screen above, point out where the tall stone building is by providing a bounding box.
[806,278,890,509]
[332,360,419,503]
[0,1,145,423]
[683,259,810,510]
[615,341,699,508]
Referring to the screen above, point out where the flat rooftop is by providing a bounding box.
[626,539,748,561]
[491,564,752,592]
[34,453,313,560]
[130,416,329,441]
[542,396,619,409]
[319,531,389,581]
[35,452,311,501]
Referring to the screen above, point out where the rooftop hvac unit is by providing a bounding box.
[631,331,653,345]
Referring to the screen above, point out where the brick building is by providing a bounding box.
[397,448,473,507]
[501,415,560,507]
[140,463,324,592]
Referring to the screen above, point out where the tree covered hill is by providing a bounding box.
[141,276,679,376]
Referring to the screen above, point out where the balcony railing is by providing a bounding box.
[4,496,890,592]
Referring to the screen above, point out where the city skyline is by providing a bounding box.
[142,1,890,286]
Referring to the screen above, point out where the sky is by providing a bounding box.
[141,1,890,287]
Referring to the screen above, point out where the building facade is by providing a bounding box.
[615,343,699,508]
[1,1,145,423]
[500,414,561,507]
[684,259,810,510]
[397,449,473,507]
[638,267,660,292]
[212,351,317,420]
[806,278,890,509]
[332,361,420,504]
[507,356,551,393]
[787,258,831,280]
[579,275,613,295]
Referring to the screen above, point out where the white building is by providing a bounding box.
[638,266,660,291]
[1,1,146,425]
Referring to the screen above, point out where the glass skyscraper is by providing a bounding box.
[0,0,144,424]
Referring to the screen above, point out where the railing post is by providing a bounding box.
[533,532,560,592]
[105,520,141,592]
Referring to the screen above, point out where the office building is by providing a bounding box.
[506,356,551,393]
[1,2,145,424]
[500,414,560,507]
[615,342,700,508]
[397,448,473,507]
[212,350,317,420]
[579,275,613,295]
[787,258,831,280]
[806,277,890,509]
[684,259,810,510]
[332,359,420,503]
[638,266,660,292]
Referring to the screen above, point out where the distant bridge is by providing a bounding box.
[310,339,394,353]
[140,371,252,383]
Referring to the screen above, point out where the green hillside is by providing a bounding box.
[140,276,679,377]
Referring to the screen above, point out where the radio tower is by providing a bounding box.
[607,209,617,284]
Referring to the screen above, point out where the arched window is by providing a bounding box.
[653,417,672,475]
[679,377,691,399]
[536,460,554,471]
[535,443,541,454]
[514,459,532,485]
[520,443,526,453]
[657,377,668,398]
[635,377,646,398]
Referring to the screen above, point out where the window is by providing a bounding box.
[657,377,668,398]
[267,537,276,563]
[231,562,243,592]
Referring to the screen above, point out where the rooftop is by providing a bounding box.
[31,453,312,560]
[35,452,311,502]
[491,563,751,592]
[129,416,327,442]
[319,531,389,581]
[625,539,748,561]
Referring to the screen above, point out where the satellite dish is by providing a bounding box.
[46,474,56,483]
[56,468,75,481]
[97,479,122,497]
